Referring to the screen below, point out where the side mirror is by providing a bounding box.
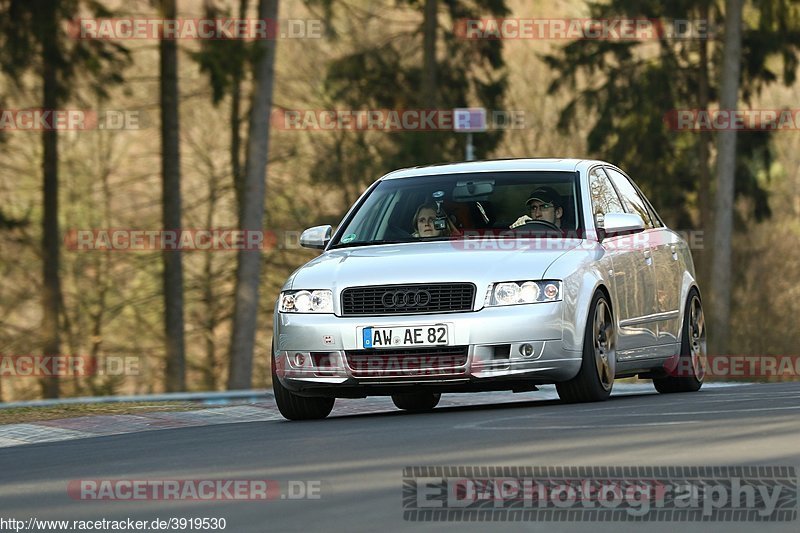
[599,213,645,239]
[299,225,332,250]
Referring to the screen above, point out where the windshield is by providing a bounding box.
[331,171,582,248]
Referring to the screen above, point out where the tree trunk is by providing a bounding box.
[710,0,744,355]
[421,0,437,162]
[160,0,186,391]
[227,0,279,389]
[232,0,249,222]
[202,173,219,391]
[696,3,712,294]
[40,0,61,399]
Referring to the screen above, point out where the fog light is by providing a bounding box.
[519,343,534,357]
[293,353,306,366]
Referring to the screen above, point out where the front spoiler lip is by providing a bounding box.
[276,371,578,398]
[275,353,582,397]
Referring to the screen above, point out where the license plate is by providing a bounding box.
[362,325,449,349]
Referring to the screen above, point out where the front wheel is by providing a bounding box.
[272,353,335,420]
[654,289,705,393]
[556,291,615,403]
[391,392,441,412]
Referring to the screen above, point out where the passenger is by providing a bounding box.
[510,186,564,229]
[412,202,458,237]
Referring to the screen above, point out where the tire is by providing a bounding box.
[556,291,615,403]
[654,289,705,394]
[391,392,441,412]
[271,353,335,420]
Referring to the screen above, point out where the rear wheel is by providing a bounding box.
[556,291,615,403]
[391,392,441,412]
[271,352,335,420]
[654,289,705,393]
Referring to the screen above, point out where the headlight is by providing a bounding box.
[280,290,334,313]
[484,280,562,306]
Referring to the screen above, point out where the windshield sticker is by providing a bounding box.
[341,233,357,243]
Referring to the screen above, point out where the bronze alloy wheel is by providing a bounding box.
[654,288,705,394]
[593,297,616,391]
[556,291,616,403]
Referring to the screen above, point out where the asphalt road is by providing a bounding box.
[1,382,798,533]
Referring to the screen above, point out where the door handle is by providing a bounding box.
[670,245,678,260]
[643,249,652,265]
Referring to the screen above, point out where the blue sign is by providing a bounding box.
[362,327,373,348]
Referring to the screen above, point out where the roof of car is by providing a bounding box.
[380,158,606,180]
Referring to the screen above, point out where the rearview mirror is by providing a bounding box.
[299,225,332,250]
[453,179,495,201]
[600,213,645,239]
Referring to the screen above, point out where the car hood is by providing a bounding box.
[287,240,583,291]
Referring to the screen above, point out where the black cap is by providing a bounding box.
[525,186,562,207]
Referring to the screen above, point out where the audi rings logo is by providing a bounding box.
[381,289,431,308]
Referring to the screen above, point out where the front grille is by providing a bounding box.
[345,346,468,378]
[341,283,475,316]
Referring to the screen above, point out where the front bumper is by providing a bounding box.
[274,302,583,396]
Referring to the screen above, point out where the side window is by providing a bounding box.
[640,190,664,228]
[642,197,663,228]
[589,167,625,222]
[604,168,654,229]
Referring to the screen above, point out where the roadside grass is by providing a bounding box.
[0,401,221,425]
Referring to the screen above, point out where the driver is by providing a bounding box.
[510,186,563,229]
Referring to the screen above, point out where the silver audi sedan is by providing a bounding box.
[272,159,706,420]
